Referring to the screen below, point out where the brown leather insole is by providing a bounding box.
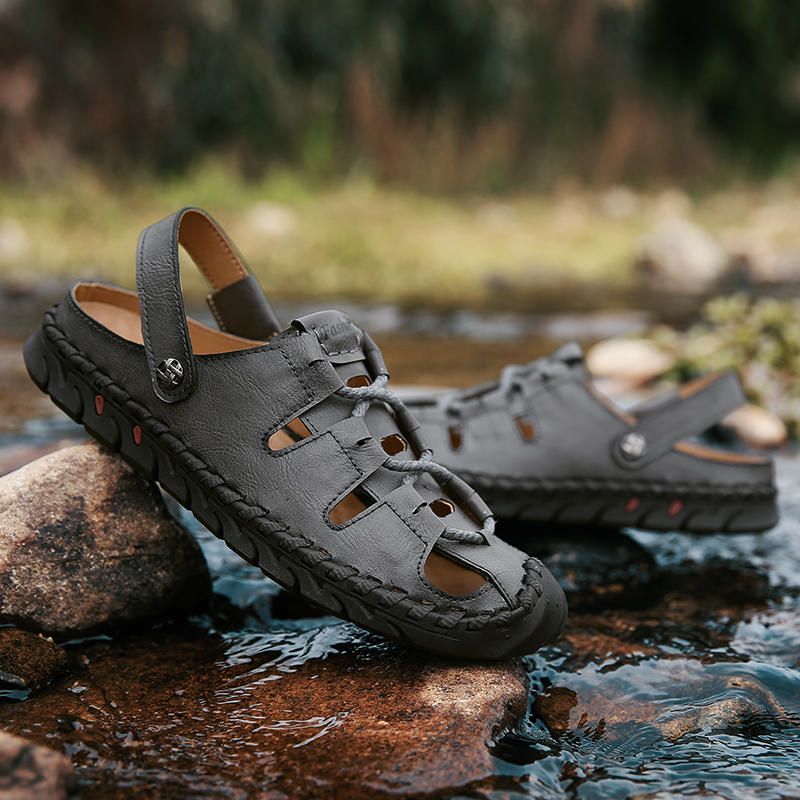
[76,284,258,355]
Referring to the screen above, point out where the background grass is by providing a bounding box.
[4,164,800,309]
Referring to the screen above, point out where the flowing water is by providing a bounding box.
[1,312,799,798]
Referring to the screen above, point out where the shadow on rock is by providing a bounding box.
[499,519,659,612]
[500,518,773,615]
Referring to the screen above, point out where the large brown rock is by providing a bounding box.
[0,443,211,636]
[0,730,74,800]
[0,627,528,798]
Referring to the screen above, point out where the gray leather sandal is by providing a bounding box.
[405,344,778,534]
[22,207,566,659]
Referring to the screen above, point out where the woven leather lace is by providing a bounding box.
[337,373,493,545]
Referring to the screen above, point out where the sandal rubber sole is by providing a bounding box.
[23,323,567,659]
[472,483,778,534]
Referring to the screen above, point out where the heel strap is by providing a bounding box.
[611,370,746,469]
[136,207,280,403]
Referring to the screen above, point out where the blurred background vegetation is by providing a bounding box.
[2,0,800,310]
[6,0,800,185]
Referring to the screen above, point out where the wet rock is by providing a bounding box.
[586,338,675,387]
[660,561,771,608]
[722,403,788,449]
[635,218,727,293]
[0,628,68,692]
[657,673,790,741]
[0,627,528,798]
[0,443,211,636]
[0,730,74,799]
[533,687,578,736]
[561,619,658,669]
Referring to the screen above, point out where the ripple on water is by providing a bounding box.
[496,653,800,799]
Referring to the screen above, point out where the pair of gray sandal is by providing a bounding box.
[24,208,777,660]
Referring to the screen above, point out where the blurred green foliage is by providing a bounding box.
[655,295,800,430]
[1,0,799,187]
[638,0,800,168]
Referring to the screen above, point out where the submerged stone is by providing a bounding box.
[0,443,211,636]
[533,655,799,746]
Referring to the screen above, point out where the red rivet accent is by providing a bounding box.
[668,499,683,517]
[94,395,104,416]
[625,497,640,513]
[132,425,143,446]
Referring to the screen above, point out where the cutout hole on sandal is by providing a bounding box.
[430,498,455,518]
[381,433,407,456]
[448,425,463,450]
[515,415,536,441]
[328,486,376,525]
[425,551,487,595]
[328,486,487,596]
[346,374,371,388]
[268,417,312,451]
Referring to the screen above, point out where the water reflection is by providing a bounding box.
[505,657,800,799]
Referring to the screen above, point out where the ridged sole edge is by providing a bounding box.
[476,483,778,534]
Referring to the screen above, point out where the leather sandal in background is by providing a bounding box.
[405,344,778,534]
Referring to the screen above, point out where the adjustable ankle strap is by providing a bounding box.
[611,370,746,469]
[136,207,281,403]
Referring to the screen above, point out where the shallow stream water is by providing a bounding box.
[1,308,799,798]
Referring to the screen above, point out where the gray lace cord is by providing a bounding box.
[336,373,493,545]
[442,347,580,420]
